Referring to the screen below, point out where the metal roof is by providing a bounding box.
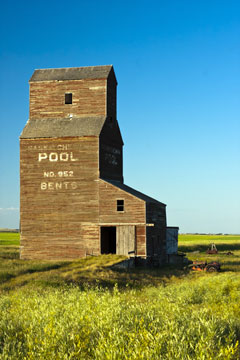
[103,179,166,206]
[29,65,114,82]
[20,116,106,139]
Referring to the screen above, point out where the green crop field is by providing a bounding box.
[0,232,20,246]
[0,232,240,359]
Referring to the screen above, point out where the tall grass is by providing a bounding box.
[0,274,240,359]
[1,232,240,358]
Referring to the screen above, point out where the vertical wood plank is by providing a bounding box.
[117,225,135,256]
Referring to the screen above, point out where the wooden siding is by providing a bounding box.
[146,202,167,263]
[136,225,146,256]
[99,179,146,256]
[99,118,123,182]
[29,79,107,119]
[81,225,100,256]
[166,227,179,255]
[116,225,135,256]
[20,66,169,262]
[107,69,117,119]
[20,136,99,259]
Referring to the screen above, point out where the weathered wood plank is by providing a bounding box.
[20,136,99,259]
[20,66,168,262]
[30,79,107,119]
[117,225,135,256]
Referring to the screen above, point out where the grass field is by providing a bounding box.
[0,232,240,359]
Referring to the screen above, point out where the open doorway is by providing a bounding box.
[101,227,116,254]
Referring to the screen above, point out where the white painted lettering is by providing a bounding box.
[60,152,69,161]
[71,182,77,189]
[63,182,69,189]
[39,153,48,162]
[70,152,78,161]
[48,182,54,190]
[57,170,74,177]
[38,152,78,162]
[40,181,78,190]
[55,182,62,190]
[41,182,47,190]
[44,171,55,177]
[57,144,68,150]
[49,153,58,162]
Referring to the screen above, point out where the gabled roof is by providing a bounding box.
[20,116,106,139]
[29,65,115,82]
[104,179,166,206]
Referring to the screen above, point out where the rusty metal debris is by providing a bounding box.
[189,260,221,272]
[206,243,218,254]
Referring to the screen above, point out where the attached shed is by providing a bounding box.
[20,65,176,264]
[166,227,179,255]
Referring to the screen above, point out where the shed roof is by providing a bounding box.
[104,179,166,206]
[20,116,106,139]
[29,65,114,82]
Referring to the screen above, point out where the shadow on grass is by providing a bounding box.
[0,272,16,283]
[0,248,194,292]
[0,262,71,287]
[38,264,190,291]
[220,259,240,273]
[0,247,19,259]
[22,263,69,274]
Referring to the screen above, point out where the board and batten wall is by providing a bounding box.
[20,136,100,259]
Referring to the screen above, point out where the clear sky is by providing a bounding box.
[0,0,239,233]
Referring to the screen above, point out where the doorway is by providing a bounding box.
[101,227,116,254]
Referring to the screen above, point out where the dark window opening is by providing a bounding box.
[101,227,116,254]
[65,93,72,104]
[117,199,124,212]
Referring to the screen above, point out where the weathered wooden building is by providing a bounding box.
[20,65,173,263]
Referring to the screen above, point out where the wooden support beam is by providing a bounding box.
[98,223,154,227]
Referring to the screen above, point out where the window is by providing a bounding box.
[65,93,72,104]
[117,199,124,212]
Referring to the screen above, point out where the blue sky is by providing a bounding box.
[0,0,239,233]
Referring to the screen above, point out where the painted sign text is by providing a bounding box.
[38,152,78,162]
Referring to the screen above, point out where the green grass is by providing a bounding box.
[179,234,240,242]
[179,234,240,272]
[1,274,240,359]
[0,232,240,359]
[0,232,20,246]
